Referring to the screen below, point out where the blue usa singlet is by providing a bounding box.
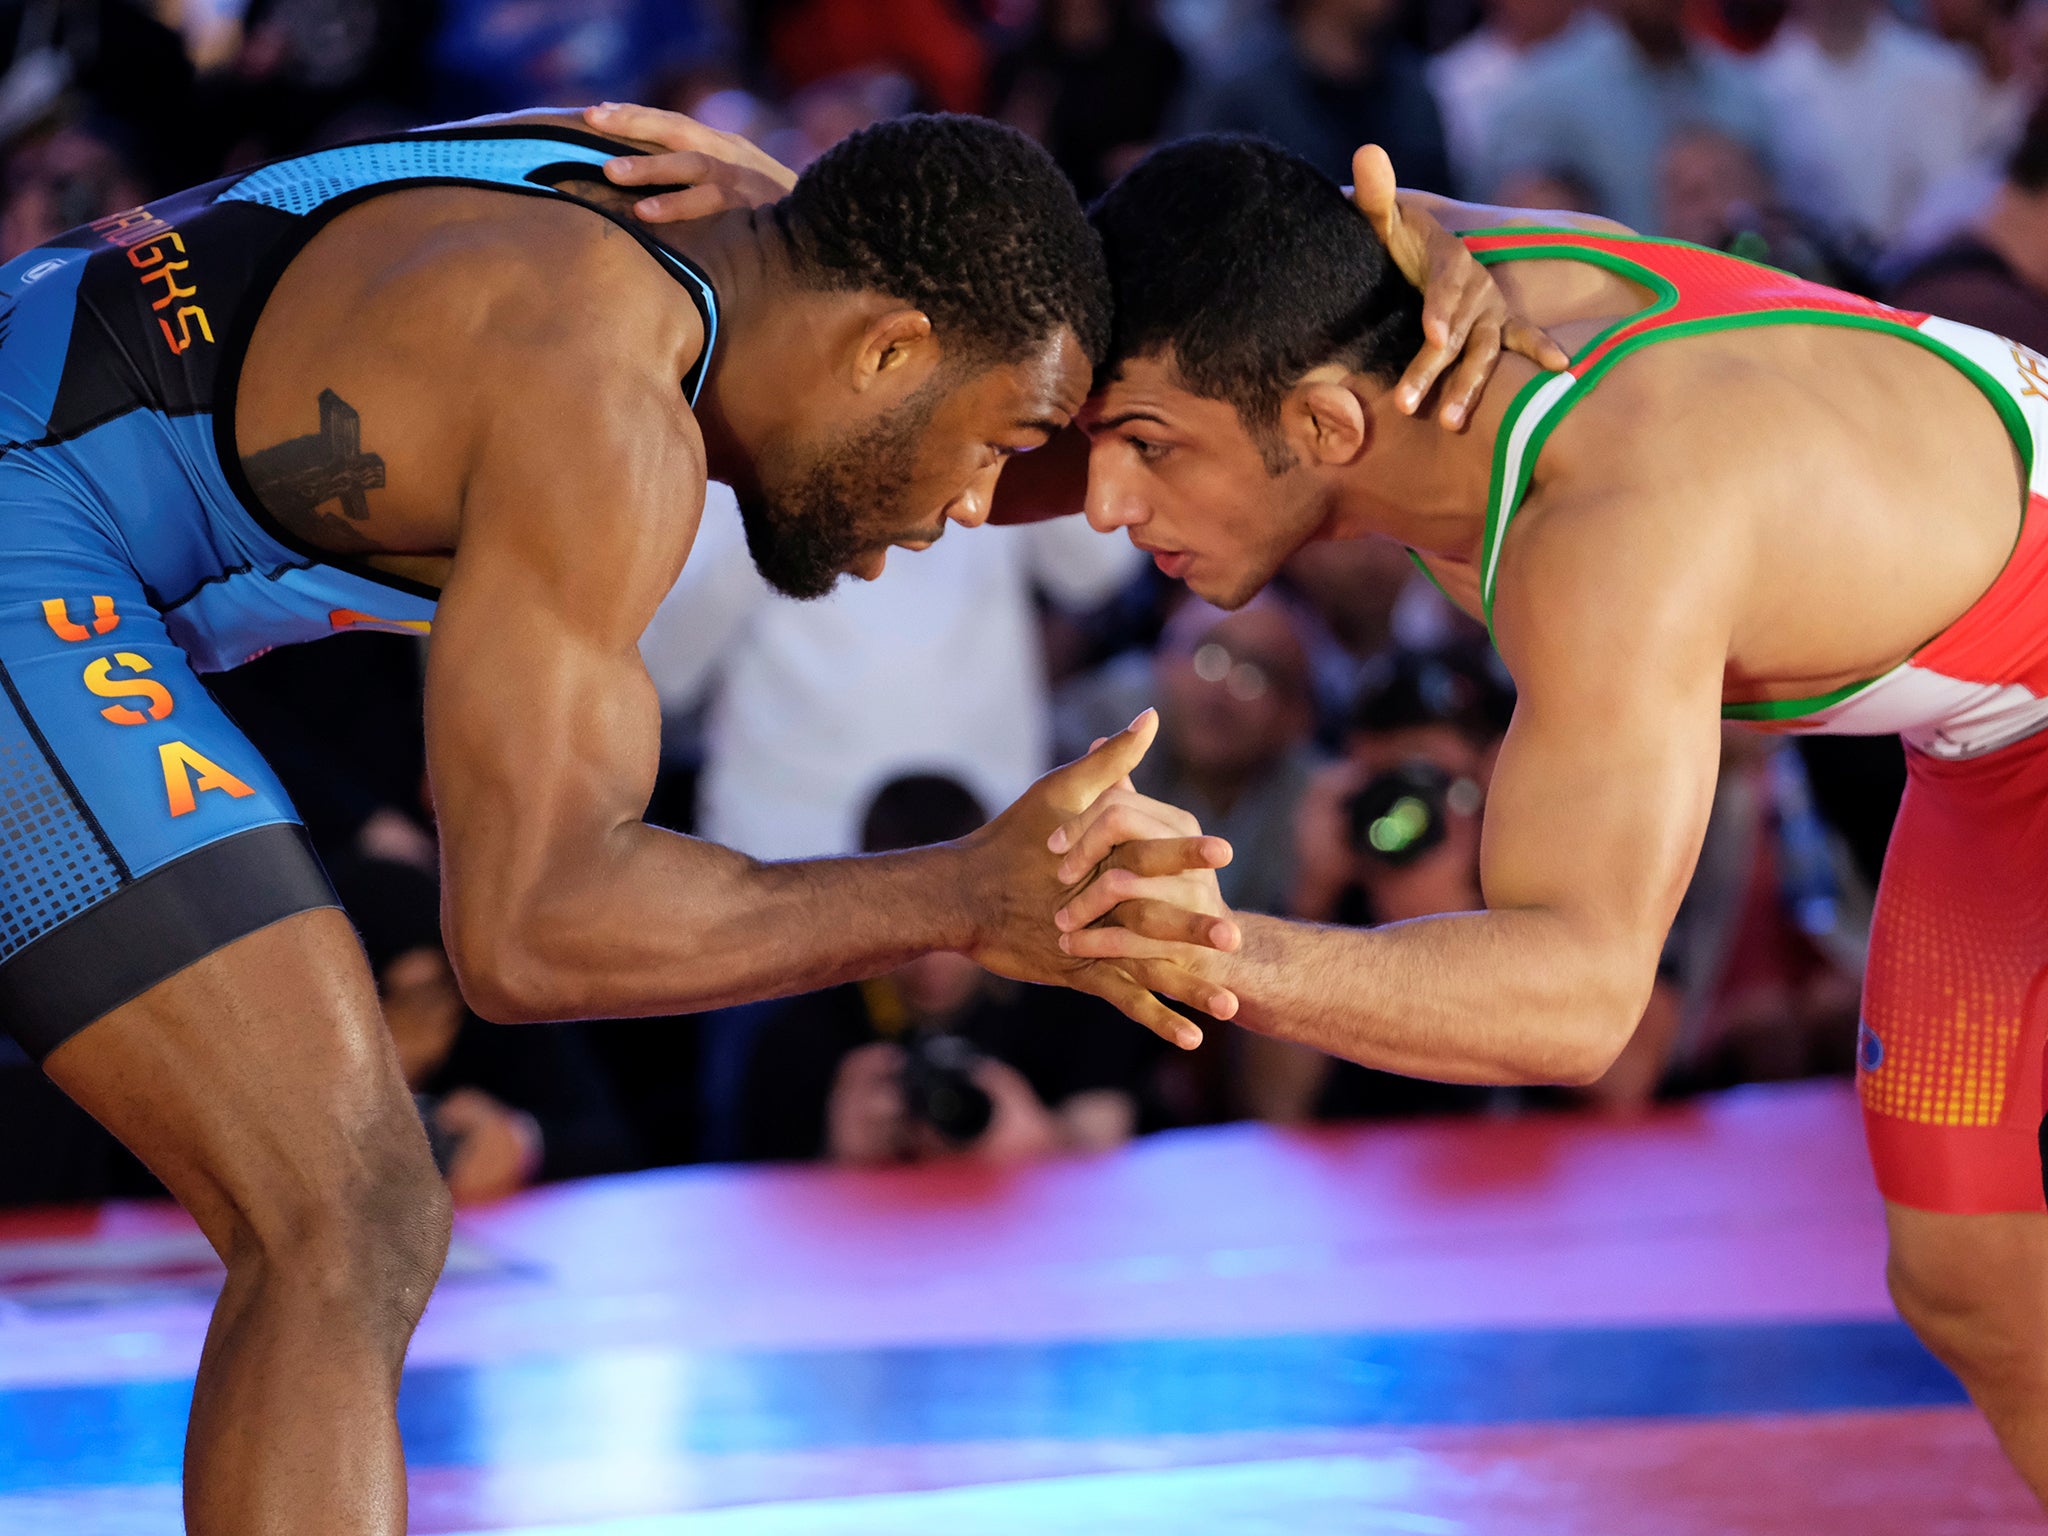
[0,123,720,1058]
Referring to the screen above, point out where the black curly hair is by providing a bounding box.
[1090,135,1423,473]
[774,114,1111,372]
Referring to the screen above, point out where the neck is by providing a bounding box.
[1979,185,2048,294]
[648,208,793,493]
[1320,383,1509,562]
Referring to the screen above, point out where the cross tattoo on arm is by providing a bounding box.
[243,388,388,550]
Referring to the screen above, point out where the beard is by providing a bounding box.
[735,385,939,600]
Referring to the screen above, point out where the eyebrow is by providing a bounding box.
[1093,409,1172,431]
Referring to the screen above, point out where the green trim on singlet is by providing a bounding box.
[1465,236,2039,723]
[1405,546,1455,603]
[1719,678,1876,722]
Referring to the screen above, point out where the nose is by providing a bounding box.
[944,461,1003,529]
[1083,455,1149,536]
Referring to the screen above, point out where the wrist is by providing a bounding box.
[918,838,985,954]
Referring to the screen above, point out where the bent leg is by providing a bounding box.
[1888,1203,2048,1501]
[44,908,450,1536]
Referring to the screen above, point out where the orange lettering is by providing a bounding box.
[158,306,214,355]
[87,208,160,239]
[2015,345,2048,402]
[159,741,254,817]
[138,261,198,311]
[41,595,118,642]
[84,653,174,725]
[126,233,186,269]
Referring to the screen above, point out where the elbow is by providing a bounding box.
[1539,961,1659,1088]
[446,910,579,1025]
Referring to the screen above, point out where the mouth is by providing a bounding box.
[1141,547,1193,580]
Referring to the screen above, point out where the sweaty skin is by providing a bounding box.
[231,108,1232,1044]
[1059,191,2025,1080]
[1051,168,2048,1510]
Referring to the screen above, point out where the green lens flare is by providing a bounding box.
[1368,796,1431,854]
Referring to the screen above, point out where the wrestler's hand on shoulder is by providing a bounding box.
[956,711,1233,1050]
[1046,780,1245,1009]
[1349,144,1570,430]
[585,102,798,222]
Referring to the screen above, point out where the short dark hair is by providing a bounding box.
[777,114,1111,369]
[860,773,988,853]
[2010,99,2048,194]
[1090,135,1424,470]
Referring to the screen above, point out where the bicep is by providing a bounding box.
[426,362,699,906]
[1479,510,1729,968]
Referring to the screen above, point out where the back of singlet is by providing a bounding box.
[1456,228,2048,760]
[0,124,719,673]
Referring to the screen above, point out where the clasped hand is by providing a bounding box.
[1046,764,1245,1032]
[955,710,1240,1051]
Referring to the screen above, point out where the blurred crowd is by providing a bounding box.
[4,0,2043,1206]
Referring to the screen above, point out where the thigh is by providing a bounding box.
[1860,734,2048,1214]
[0,518,331,1060]
[43,907,426,1256]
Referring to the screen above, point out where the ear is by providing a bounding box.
[1280,372,1371,468]
[851,306,936,394]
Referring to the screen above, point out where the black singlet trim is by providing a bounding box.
[0,654,130,882]
[155,555,318,620]
[211,125,723,604]
[0,823,335,1062]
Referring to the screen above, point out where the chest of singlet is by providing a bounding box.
[0,125,720,671]
[1444,228,2048,760]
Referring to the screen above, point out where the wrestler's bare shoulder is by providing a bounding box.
[1499,315,2025,702]
[237,185,709,581]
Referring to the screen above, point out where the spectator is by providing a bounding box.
[1485,0,1772,231]
[1175,0,1454,191]
[1658,123,1869,288]
[1429,0,1581,195]
[0,117,147,262]
[754,0,990,114]
[992,0,1187,201]
[1884,0,2048,265]
[1656,730,1871,1094]
[1755,0,1985,250]
[431,0,724,119]
[728,776,1156,1164]
[1258,642,1684,1117]
[204,632,435,872]
[643,483,1139,862]
[1926,0,2044,152]
[1890,99,2048,352]
[1258,643,1511,1121]
[332,857,633,1202]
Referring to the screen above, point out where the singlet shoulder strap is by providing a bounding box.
[219,125,721,405]
[1458,226,2035,636]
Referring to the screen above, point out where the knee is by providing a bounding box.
[1889,1241,2048,1396]
[237,1116,452,1335]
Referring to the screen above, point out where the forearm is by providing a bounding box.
[1399,189,1633,238]
[1223,908,1651,1086]
[453,822,977,1022]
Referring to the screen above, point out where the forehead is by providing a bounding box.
[1081,354,1256,445]
[950,328,1093,426]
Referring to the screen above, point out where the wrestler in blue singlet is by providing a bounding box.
[0,125,718,1059]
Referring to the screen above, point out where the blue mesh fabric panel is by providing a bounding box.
[219,136,614,217]
[0,688,121,963]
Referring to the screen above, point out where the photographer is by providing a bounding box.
[1243,644,1505,1120]
[332,858,632,1202]
[729,775,1155,1165]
